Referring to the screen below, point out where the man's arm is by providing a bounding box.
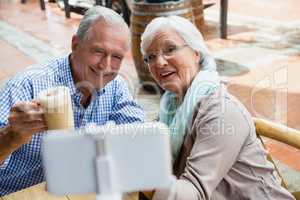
[0,79,47,167]
[0,126,25,164]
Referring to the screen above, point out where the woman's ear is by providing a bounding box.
[194,51,201,63]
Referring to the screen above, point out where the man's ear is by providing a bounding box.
[71,35,80,52]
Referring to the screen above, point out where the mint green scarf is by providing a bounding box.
[159,56,220,161]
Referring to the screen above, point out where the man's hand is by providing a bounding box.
[0,101,48,164]
[7,101,48,144]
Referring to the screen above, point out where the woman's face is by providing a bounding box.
[145,30,200,96]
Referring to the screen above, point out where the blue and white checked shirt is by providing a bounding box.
[0,56,145,196]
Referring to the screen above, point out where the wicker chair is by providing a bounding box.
[254,117,300,200]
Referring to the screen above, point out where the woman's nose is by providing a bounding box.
[155,54,168,68]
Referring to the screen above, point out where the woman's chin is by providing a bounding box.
[160,84,181,95]
[155,76,182,94]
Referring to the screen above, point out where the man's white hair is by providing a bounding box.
[76,6,129,42]
[141,15,212,63]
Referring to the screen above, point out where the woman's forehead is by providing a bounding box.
[148,30,185,49]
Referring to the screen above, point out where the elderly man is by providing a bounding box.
[0,6,144,195]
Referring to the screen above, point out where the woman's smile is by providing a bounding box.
[159,70,176,79]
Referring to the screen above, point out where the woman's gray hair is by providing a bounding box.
[76,6,129,42]
[141,16,216,70]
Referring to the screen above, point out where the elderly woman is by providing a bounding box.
[140,16,295,200]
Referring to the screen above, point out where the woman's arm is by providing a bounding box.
[153,94,253,200]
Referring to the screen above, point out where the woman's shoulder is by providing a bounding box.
[191,84,256,138]
[194,84,250,117]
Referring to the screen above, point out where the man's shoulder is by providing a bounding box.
[112,75,128,85]
[8,56,67,87]
[107,75,130,92]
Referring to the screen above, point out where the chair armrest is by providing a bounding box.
[253,117,300,150]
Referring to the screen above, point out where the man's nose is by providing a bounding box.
[99,55,112,70]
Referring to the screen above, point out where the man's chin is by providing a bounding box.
[87,74,116,89]
[92,79,112,90]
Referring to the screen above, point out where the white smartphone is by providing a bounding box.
[42,122,173,196]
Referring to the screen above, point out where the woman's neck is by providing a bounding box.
[175,66,201,100]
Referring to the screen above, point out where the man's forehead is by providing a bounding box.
[88,21,129,43]
[82,24,129,51]
[91,20,129,36]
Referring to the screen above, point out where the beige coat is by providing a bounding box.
[153,85,295,200]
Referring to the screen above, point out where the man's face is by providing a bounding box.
[71,20,129,90]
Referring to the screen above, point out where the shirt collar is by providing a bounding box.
[57,55,77,96]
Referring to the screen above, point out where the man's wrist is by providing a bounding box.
[0,124,33,164]
[2,125,30,151]
[0,125,20,163]
[5,124,31,146]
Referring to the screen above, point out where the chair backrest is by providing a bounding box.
[254,118,300,149]
[253,117,300,200]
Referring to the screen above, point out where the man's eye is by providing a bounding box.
[112,55,122,61]
[112,54,122,59]
[94,49,105,54]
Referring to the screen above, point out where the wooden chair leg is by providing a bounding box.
[21,0,45,11]
[220,0,228,39]
[105,0,112,8]
[204,2,215,9]
[63,0,71,18]
[95,0,102,5]
[39,0,46,10]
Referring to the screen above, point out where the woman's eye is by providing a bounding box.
[165,46,177,54]
[148,54,156,61]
